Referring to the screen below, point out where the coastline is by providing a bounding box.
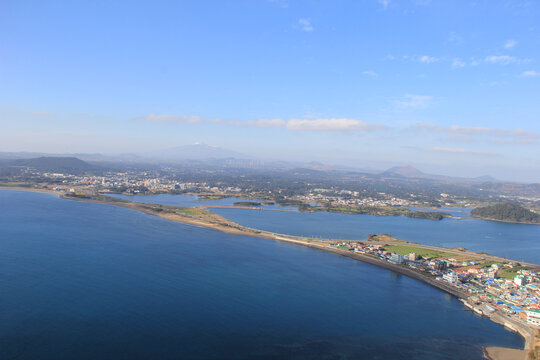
[2,186,538,358]
[470,214,540,226]
[483,346,526,360]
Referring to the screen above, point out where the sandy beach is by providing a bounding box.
[484,347,526,360]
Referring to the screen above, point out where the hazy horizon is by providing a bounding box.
[1,1,539,182]
[1,144,537,184]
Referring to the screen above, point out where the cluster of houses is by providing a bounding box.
[330,241,540,328]
[467,271,539,325]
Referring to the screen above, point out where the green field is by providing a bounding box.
[173,207,207,216]
[498,266,531,280]
[384,245,455,259]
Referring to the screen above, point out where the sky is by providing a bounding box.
[0,0,539,182]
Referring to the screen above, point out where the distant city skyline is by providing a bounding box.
[1,0,539,182]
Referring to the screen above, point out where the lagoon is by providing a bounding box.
[108,194,539,264]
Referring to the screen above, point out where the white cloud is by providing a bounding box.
[416,123,539,144]
[228,118,286,128]
[362,70,378,77]
[448,125,535,138]
[426,147,468,153]
[396,94,433,109]
[286,118,387,131]
[452,58,466,68]
[484,55,520,65]
[298,18,314,32]
[520,70,540,78]
[446,135,476,143]
[137,114,203,123]
[504,39,516,49]
[419,55,438,64]
[378,0,391,9]
[423,147,495,156]
[136,114,388,132]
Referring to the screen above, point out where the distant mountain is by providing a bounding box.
[147,143,248,161]
[380,166,504,184]
[382,166,425,178]
[10,157,98,173]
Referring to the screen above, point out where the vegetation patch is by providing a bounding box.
[471,202,540,224]
[498,266,533,280]
[0,182,33,188]
[298,204,448,220]
[233,201,262,206]
[197,195,227,200]
[173,207,207,216]
[64,192,91,199]
[384,245,455,259]
[367,234,407,243]
[93,194,130,202]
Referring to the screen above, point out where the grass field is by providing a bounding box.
[498,266,531,280]
[173,207,208,216]
[384,245,455,259]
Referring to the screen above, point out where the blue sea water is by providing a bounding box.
[108,194,540,264]
[210,207,540,264]
[0,190,525,359]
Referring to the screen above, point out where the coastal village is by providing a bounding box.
[329,239,540,350]
[33,170,467,209]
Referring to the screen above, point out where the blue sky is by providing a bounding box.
[0,0,539,181]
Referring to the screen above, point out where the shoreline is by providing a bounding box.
[2,186,538,357]
[470,214,540,226]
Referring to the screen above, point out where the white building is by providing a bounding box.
[443,271,459,284]
[526,310,540,326]
[514,275,527,286]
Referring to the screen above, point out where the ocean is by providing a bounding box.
[0,190,525,359]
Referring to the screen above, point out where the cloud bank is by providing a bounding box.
[416,123,539,144]
[137,114,387,132]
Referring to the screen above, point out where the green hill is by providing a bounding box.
[471,203,540,224]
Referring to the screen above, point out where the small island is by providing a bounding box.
[471,203,540,224]
[233,201,263,207]
[298,203,449,220]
